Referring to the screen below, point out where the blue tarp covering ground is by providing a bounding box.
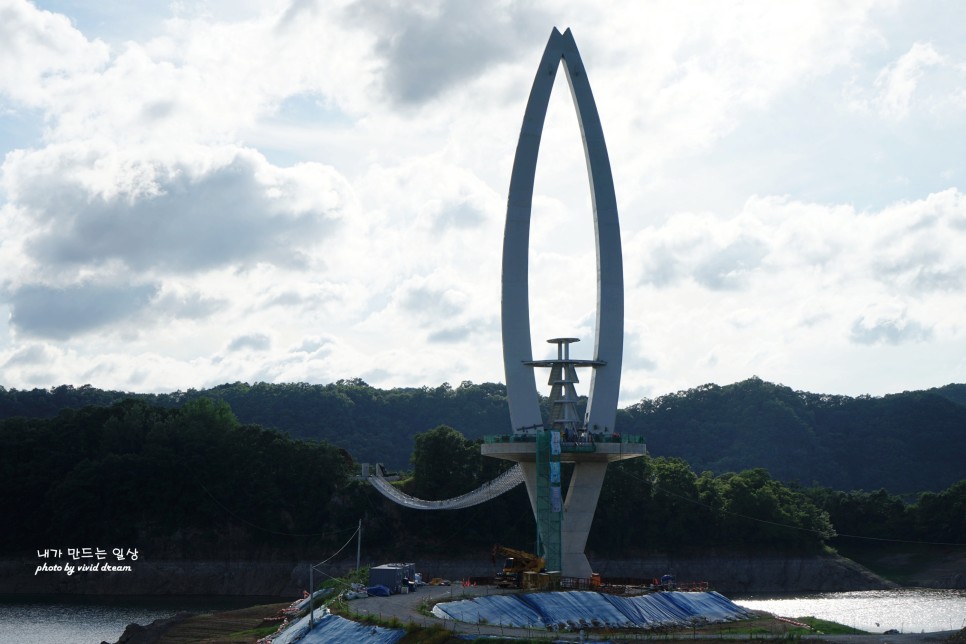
[522,591,633,629]
[297,614,405,644]
[270,608,404,644]
[432,590,752,630]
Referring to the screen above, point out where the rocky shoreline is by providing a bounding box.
[2,552,900,597]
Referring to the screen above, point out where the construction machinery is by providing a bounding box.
[492,544,545,588]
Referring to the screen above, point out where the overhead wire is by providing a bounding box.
[313,524,361,567]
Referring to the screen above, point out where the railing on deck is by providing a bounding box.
[484,432,645,445]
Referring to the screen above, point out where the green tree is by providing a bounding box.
[649,457,707,550]
[411,425,479,500]
[914,480,966,543]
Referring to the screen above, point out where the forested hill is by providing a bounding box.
[616,378,966,494]
[0,380,513,472]
[1,378,964,493]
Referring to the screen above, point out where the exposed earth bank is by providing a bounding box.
[3,552,901,596]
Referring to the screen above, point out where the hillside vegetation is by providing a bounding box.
[2,377,964,493]
[3,401,964,562]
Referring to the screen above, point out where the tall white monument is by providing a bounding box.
[481,27,645,580]
[368,27,645,581]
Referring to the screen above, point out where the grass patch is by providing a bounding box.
[650,612,869,640]
[796,616,868,634]
[228,622,283,638]
[463,637,550,644]
[417,599,435,617]
[337,608,406,631]
[152,602,291,643]
[398,623,455,643]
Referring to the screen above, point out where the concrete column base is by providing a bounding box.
[516,460,608,578]
[561,461,608,578]
[481,441,644,579]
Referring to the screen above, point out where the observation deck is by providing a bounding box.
[481,433,646,464]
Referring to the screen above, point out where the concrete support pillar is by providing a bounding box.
[561,462,608,578]
[516,460,609,578]
[518,461,539,516]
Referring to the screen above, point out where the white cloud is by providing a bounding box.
[623,188,966,400]
[227,332,272,352]
[343,0,551,106]
[850,307,932,345]
[1,0,965,403]
[872,42,945,120]
[845,40,966,122]
[7,280,159,340]
[2,343,56,367]
[0,1,109,107]
[5,143,349,276]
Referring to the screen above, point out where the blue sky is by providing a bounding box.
[2,0,965,403]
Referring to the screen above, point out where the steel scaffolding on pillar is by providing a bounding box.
[535,428,562,571]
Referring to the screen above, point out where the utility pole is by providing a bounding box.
[308,563,314,628]
[356,519,362,571]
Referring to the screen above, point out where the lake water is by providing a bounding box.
[734,589,966,634]
[0,595,284,644]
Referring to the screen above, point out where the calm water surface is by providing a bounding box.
[0,595,284,644]
[735,589,966,634]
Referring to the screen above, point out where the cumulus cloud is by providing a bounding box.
[693,235,769,291]
[427,319,487,344]
[153,288,228,320]
[8,281,159,340]
[2,343,56,367]
[866,189,966,292]
[636,214,769,291]
[844,40,966,124]
[1,0,965,401]
[360,156,501,233]
[871,42,945,120]
[289,335,333,354]
[4,144,349,276]
[422,198,486,230]
[633,189,966,297]
[622,333,659,372]
[343,0,549,106]
[397,281,468,320]
[0,1,109,107]
[850,310,933,345]
[227,333,272,352]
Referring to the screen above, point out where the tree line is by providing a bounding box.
[3,400,963,562]
[1,399,355,559]
[2,378,964,494]
[404,425,965,556]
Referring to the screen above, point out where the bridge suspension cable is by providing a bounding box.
[368,464,524,510]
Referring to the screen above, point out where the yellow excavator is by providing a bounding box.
[492,544,545,588]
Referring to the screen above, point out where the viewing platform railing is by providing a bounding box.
[484,433,646,445]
